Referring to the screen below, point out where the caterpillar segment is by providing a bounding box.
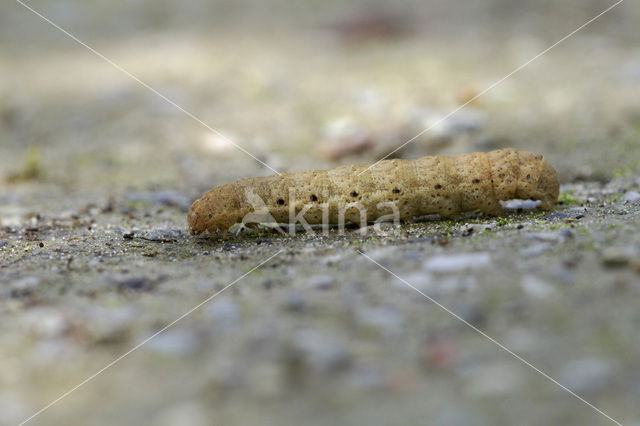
[188,148,559,236]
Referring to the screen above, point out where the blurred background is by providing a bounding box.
[2,1,640,425]
[1,0,639,202]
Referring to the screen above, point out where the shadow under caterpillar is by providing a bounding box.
[188,148,559,236]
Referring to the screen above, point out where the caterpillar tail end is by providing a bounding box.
[517,152,560,210]
[516,153,559,210]
[538,158,560,210]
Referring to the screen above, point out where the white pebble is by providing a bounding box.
[560,358,615,393]
[520,243,551,258]
[207,299,241,331]
[501,199,541,210]
[424,253,491,273]
[11,277,40,293]
[520,275,554,299]
[145,330,200,357]
[22,308,68,338]
[401,271,433,291]
[623,190,640,202]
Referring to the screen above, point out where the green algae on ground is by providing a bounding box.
[7,146,44,183]
[558,190,580,205]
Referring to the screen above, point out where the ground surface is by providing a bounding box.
[1,1,640,425]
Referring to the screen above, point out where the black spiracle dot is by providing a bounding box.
[526,174,531,180]
[277,198,285,205]
[392,188,401,194]
[434,184,442,190]
[208,214,213,219]
[350,191,359,197]
[310,194,318,201]
[472,178,480,184]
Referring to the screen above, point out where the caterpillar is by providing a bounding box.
[188,148,559,236]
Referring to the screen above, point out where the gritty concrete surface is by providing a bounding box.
[2,1,640,425]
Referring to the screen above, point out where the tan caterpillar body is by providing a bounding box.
[188,148,559,236]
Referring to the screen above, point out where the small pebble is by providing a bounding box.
[406,273,475,296]
[422,336,456,370]
[308,275,336,290]
[527,231,571,243]
[623,190,640,202]
[543,212,571,220]
[22,307,68,338]
[560,229,574,240]
[501,199,540,210]
[115,276,152,291]
[520,275,554,299]
[137,229,183,242]
[527,232,556,242]
[436,236,449,246]
[291,329,350,374]
[317,117,372,161]
[601,247,633,268]
[283,292,307,312]
[407,237,435,244]
[10,276,40,297]
[348,366,386,390]
[411,108,486,140]
[145,330,200,357]
[356,306,405,334]
[207,299,241,331]
[401,271,433,292]
[424,253,490,273]
[363,247,398,263]
[83,307,137,344]
[560,358,615,393]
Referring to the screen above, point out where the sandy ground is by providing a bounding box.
[2,1,640,425]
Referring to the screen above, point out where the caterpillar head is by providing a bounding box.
[188,197,212,235]
[188,186,241,235]
[516,152,559,210]
[187,193,230,235]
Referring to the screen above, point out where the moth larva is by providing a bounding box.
[188,148,559,236]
